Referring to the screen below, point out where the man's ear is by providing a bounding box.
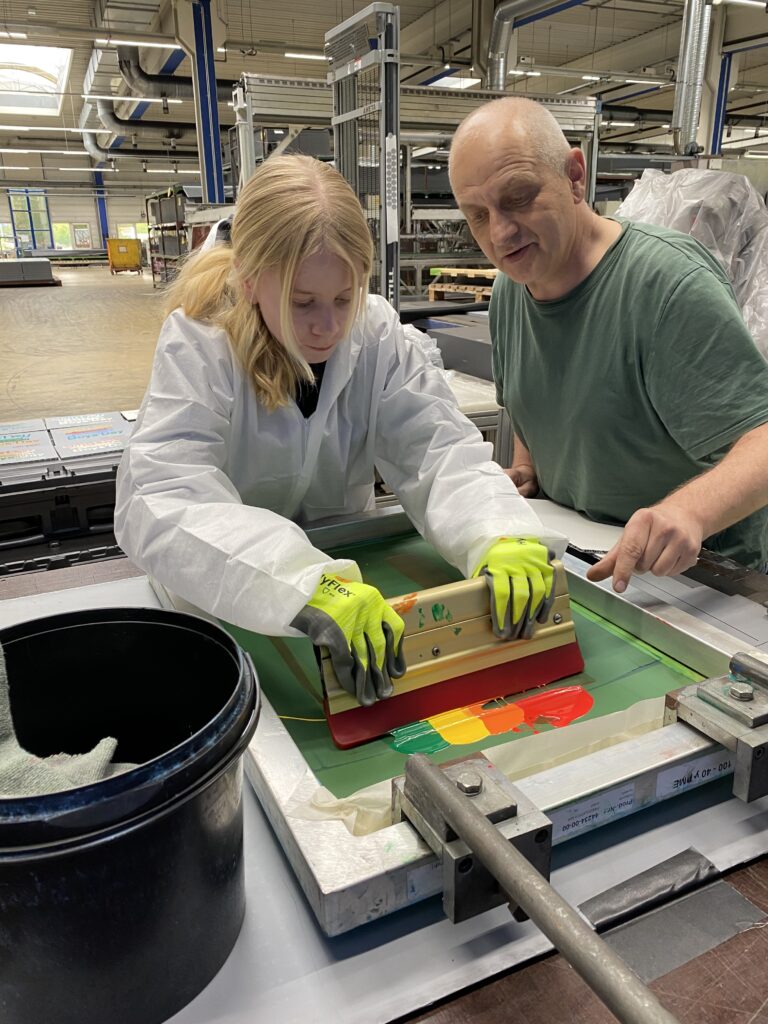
[567,147,587,204]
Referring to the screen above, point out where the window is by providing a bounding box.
[52,223,72,249]
[7,189,53,250]
[0,44,73,118]
[135,222,149,242]
[116,223,137,239]
[0,222,14,253]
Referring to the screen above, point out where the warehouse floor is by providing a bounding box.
[1,266,164,422]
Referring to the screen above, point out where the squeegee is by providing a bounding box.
[320,560,585,749]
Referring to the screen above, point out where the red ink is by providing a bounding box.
[514,686,593,732]
[465,699,524,735]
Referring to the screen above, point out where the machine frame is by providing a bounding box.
[154,508,764,936]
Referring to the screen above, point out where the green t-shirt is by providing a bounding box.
[490,218,768,569]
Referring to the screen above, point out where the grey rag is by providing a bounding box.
[0,642,137,798]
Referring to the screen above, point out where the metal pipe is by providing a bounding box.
[471,0,493,85]
[681,0,712,154]
[405,754,681,1024]
[487,0,589,90]
[82,130,199,164]
[95,99,190,140]
[117,46,235,103]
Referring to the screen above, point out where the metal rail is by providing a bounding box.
[405,754,681,1024]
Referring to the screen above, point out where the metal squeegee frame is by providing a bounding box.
[241,510,747,936]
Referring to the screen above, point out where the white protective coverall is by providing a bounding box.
[114,295,566,637]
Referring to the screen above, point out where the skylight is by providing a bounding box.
[0,44,73,117]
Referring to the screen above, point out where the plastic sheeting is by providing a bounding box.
[617,168,768,360]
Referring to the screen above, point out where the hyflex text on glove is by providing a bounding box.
[291,573,406,707]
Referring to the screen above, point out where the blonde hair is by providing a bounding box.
[164,155,373,410]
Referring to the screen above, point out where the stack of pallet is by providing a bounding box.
[428,266,497,302]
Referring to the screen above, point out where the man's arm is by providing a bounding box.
[504,432,540,497]
[588,421,768,591]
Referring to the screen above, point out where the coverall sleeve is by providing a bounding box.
[372,312,567,577]
[114,313,360,636]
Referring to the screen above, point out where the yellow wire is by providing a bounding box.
[278,714,326,723]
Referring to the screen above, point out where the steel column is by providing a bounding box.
[191,0,225,203]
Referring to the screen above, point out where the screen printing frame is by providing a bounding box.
[152,508,763,936]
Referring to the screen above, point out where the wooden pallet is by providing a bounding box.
[428,282,493,301]
[430,266,498,281]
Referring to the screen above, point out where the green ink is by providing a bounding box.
[453,626,462,636]
[418,607,425,628]
[387,720,448,755]
[431,602,453,624]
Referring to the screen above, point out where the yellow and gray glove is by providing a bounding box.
[472,538,555,640]
[291,573,406,706]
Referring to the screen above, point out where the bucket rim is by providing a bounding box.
[0,607,259,823]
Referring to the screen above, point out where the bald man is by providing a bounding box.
[449,96,768,591]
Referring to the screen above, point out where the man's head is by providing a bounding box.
[449,97,589,297]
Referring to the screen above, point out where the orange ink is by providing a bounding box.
[392,594,419,615]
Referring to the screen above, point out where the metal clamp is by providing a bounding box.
[666,651,768,802]
[392,754,551,923]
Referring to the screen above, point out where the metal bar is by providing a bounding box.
[405,754,680,1024]
[710,52,732,155]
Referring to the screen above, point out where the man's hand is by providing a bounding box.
[291,573,406,706]
[504,465,539,497]
[586,506,703,593]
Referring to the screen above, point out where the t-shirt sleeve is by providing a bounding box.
[489,278,506,407]
[646,266,768,460]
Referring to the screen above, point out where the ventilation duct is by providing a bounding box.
[671,0,713,155]
[118,46,236,103]
[487,0,588,91]
[95,99,194,140]
[82,129,199,164]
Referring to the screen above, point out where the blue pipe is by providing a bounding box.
[711,52,732,155]
[93,171,109,245]
[192,0,224,203]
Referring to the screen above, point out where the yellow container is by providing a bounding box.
[107,238,142,274]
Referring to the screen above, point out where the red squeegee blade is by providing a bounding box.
[325,640,585,750]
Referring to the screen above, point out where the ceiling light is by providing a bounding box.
[0,30,27,39]
[430,76,481,90]
[145,168,200,173]
[745,151,768,158]
[0,125,102,133]
[525,71,541,77]
[1,165,30,170]
[273,129,285,135]
[508,70,526,76]
[0,147,87,154]
[284,51,326,60]
[624,78,666,85]
[581,75,601,81]
[82,94,183,105]
[605,121,637,128]
[413,146,437,157]
[217,47,226,53]
[95,37,178,49]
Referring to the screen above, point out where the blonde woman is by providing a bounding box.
[115,156,564,708]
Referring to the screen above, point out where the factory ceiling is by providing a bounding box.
[0,0,765,188]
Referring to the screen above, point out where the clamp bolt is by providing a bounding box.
[730,682,755,702]
[456,771,483,795]
[553,613,563,624]
[431,646,441,657]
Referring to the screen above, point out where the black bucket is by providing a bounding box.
[0,607,260,1024]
